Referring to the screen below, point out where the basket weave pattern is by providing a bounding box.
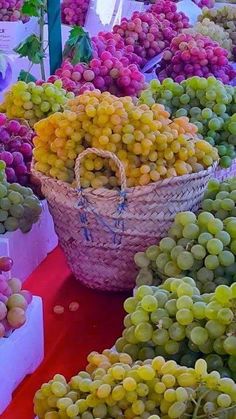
[33,148,216,291]
[214,159,236,182]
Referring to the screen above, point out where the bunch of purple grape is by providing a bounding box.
[0,0,28,22]
[0,114,34,186]
[157,32,236,84]
[0,256,32,337]
[61,0,90,26]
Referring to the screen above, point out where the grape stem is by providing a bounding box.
[194,404,236,418]
[192,389,210,419]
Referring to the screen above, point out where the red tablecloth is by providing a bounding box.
[2,247,129,419]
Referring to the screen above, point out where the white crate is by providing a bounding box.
[0,199,58,282]
[0,296,44,414]
[0,18,39,53]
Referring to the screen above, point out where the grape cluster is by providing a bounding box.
[139,76,236,168]
[136,206,236,292]
[118,278,236,380]
[61,0,90,26]
[188,19,233,58]
[113,11,177,68]
[33,90,218,187]
[202,177,236,219]
[0,80,74,127]
[0,256,32,337]
[199,6,236,59]
[0,0,28,22]
[0,161,42,233]
[147,0,190,33]
[0,113,34,186]
[34,346,236,418]
[157,33,236,84]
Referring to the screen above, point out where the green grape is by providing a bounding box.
[223,336,236,356]
[177,252,194,270]
[141,295,158,312]
[190,327,209,345]
[191,244,206,260]
[159,237,176,252]
[205,320,226,338]
[218,251,235,267]
[206,239,224,255]
[176,309,194,325]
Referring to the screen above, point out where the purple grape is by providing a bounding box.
[7,120,21,135]
[12,151,24,165]
[5,167,16,182]
[0,256,13,272]
[0,151,13,165]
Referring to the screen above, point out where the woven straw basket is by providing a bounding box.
[33,148,215,292]
[214,159,236,182]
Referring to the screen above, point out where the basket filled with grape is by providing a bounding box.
[32,91,218,292]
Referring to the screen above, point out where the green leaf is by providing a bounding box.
[21,0,45,17]
[18,70,37,82]
[63,26,93,64]
[0,54,8,79]
[14,35,45,64]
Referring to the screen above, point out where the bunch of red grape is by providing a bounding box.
[0,0,28,22]
[0,256,32,337]
[149,0,190,32]
[61,0,90,26]
[0,114,34,186]
[157,32,236,84]
[48,50,145,97]
[112,11,178,68]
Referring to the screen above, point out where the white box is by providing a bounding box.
[0,18,39,53]
[0,296,44,414]
[0,199,58,282]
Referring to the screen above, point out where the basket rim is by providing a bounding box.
[32,161,217,200]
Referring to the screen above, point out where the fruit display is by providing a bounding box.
[0,113,34,185]
[187,19,234,58]
[34,348,236,418]
[33,90,218,187]
[61,0,90,26]
[139,76,236,168]
[0,80,74,127]
[0,0,28,22]
[0,256,32,337]
[0,160,42,233]
[156,33,236,84]
[198,6,236,58]
[116,278,236,379]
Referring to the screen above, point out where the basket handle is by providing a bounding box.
[74,147,127,192]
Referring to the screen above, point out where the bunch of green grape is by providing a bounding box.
[116,278,236,380]
[0,80,74,127]
[198,6,236,56]
[0,161,41,233]
[34,346,236,419]
[202,177,236,219]
[139,76,236,168]
[135,208,236,292]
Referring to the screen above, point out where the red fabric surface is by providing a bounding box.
[2,247,129,419]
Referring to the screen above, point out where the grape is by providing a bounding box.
[140,77,236,168]
[34,90,217,187]
[61,0,89,26]
[198,6,236,59]
[0,81,73,127]
[156,33,235,84]
[0,0,29,22]
[34,348,236,419]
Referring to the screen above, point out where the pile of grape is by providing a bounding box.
[112,11,178,67]
[0,114,34,185]
[139,76,236,168]
[198,6,236,58]
[117,278,236,379]
[0,161,42,233]
[187,19,233,58]
[34,347,236,419]
[61,0,90,26]
[202,177,236,219]
[49,53,145,97]
[0,80,74,127]
[135,206,236,292]
[157,33,236,84]
[147,0,189,33]
[0,0,28,22]
[0,256,32,337]
[33,90,218,187]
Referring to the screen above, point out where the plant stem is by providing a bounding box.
[39,2,46,80]
[192,390,210,419]
[25,62,34,82]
